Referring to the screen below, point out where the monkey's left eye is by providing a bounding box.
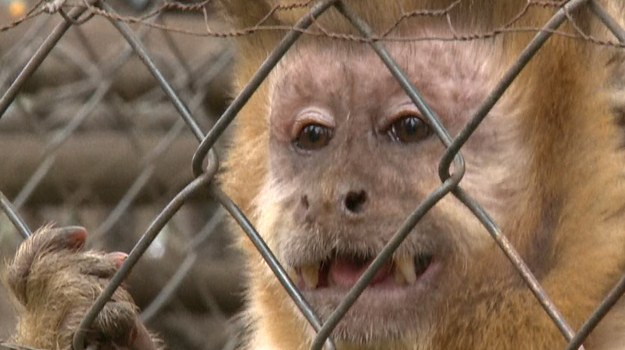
[387,115,431,143]
[294,124,333,150]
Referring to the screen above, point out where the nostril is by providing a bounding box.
[301,195,309,210]
[344,190,367,214]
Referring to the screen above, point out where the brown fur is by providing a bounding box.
[219,1,625,349]
[5,1,625,350]
[3,226,162,349]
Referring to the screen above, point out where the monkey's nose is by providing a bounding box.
[343,190,367,214]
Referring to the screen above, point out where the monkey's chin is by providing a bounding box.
[294,255,443,343]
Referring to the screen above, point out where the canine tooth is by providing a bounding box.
[301,263,320,289]
[395,256,417,284]
[287,267,300,284]
[394,265,407,284]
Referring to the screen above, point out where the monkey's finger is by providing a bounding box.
[78,252,128,279]
[6,225,88,304]
[46,225,88,249]
[14,226,87,265]
[87,322,159,350]
[108,252,129,269]
[91,301,159,350]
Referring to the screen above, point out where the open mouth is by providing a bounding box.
[294,252,434,290]
[282,243,444,340]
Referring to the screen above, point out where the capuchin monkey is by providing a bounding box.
[5,1,625,349]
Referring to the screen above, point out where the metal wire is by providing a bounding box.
[566,271,625,350]
[92,119,186,238]
[1,0,625,349]
[12,21,151,209]
[0,192,31,239]
[589,0,625,43]
[98,1,206,142]
[0,2,94,118]
[439,0,590,179]
[140,209,225,322]
[72,171,216,350]
[192,0,339,177]
[211,186,336,350]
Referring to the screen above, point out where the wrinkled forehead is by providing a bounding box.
[269,39,496,114]
[269,41,391,101]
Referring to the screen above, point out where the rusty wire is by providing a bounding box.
[1,0,625,349]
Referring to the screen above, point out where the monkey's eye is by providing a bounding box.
[294,124,333,150]
[388,115,431,143]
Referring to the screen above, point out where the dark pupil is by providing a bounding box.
[305,125,323,144]
[395,116,429,142]
[297,124,330,150]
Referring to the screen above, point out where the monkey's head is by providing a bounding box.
[216,1,625,348]
[243,38,525,345]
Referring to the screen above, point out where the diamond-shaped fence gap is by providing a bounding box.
[435,0,592,341]
[308,2,467,347]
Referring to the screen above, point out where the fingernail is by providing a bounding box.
[58,226,88,248]
[108,252,128,269]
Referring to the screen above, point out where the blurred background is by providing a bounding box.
[0,1,245,348]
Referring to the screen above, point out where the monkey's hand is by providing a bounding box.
[4,225,161,350]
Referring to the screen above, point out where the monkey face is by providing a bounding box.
[250,39,523,344]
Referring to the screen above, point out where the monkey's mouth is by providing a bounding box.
[293,252,434,290]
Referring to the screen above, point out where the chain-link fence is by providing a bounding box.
[1,0,625,349]
[0,1,241,348]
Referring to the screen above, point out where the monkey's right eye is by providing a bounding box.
[294,124,333,150]
[387,114,431,144]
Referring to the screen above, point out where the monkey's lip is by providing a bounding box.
[291,252,434,290]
